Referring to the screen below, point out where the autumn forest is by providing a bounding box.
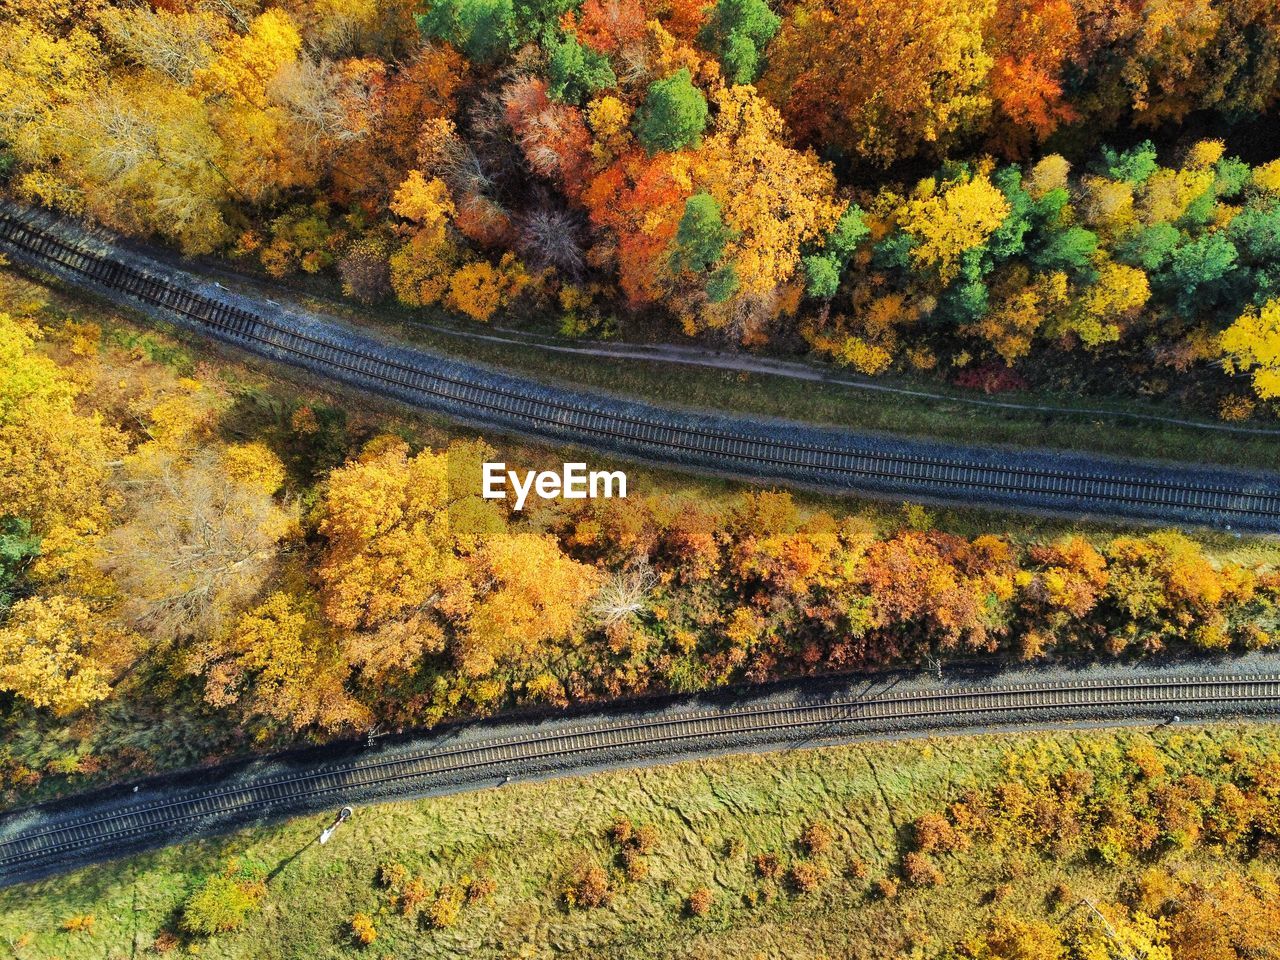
[2,0,1280,414]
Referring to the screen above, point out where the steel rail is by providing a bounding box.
[2,672,1279,884]
[2,205,1279,529]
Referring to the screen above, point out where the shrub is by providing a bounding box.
[622,847,649,881]
[631,824,660,855]
[788,860,826,894]
[686,886,713,917]
[845,857,870,881]
[609,817,634,846]
[903,852,944,887]
[1050,882,1074,908]
[428,886,464,929]
[151,930,179,953]
[874,876,900,899]
[62,914,95,933]
[180,867,266,936]
[563,860,613,909]
[466,875,497,903]
[350,912,377,946]
[377,862,409,889]
[398,875,430,915]
[338,238,391,304]
[913,812,962,853]
[800,820,834,856]
[754,851,784,880]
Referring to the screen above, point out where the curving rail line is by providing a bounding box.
[2,203,1280,529]
[3,671,1280,885]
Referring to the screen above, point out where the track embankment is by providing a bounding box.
[3,659,1280,887]
[3,202,1279,530]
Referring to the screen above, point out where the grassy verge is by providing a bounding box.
[2,722,1272,959]
[272,278,1280,473]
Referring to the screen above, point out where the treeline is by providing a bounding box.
[2,294,1279,776]
[2,1,1280,411]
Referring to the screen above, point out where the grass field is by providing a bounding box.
[3,722,1274,959]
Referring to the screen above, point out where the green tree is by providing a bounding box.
[547,32,615,103]
[0,518,39,612]
[634,69,708,154]
[1117,223,1181,271]
[416,0,516,63]
[1031,225,1099,274]
[1163,232,1238,312]
[671,192,732,274]
[803,204,868,298]
[698,0,781,84]
[1102,141,1159,184]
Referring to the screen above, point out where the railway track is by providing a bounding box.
[2,670,1280,885]
[2,202,1280,529]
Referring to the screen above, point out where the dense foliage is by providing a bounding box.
[2,285,1279,802]
[2,0,1279,414]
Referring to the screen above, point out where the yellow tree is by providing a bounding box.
[188,591,370,733]
[318,438,505,679]
[0,595,128,714]
[93,4,228,84]
[0,17,105,213]
[389,170,460,307]
[0,311,121,533]
[99,444,295,643]
[193,8,319,203]
[46,75,232,253]
[897,171,1011,283]
[760,0,993,164]
[457,533,601,676]
[1221,299,1280,400]
[693,85,843,301]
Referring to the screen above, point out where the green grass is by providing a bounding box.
[2,722,1270,959]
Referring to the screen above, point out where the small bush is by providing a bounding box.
[338,238,391,305]
[903,852,944,887]
[350,912,377,946]
[181,869,266,937]
[622,847,649,881]
[466,875,497,903]
[62,914,95,933]
[912,812,962,853]
[428,886,464,929]
[377,862,409,889]
[563,860,613,909]
[1050,882,1074,909]
[631,824,660,855]
[398,876,429,915]
[151,930,179,953]
[754,852,784,881]
[609,817,634,846]
[800,820,834,856]
[788,861,826,894]
[686,886,713,917]
[874,876,900,899]
[845,857,870,881]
